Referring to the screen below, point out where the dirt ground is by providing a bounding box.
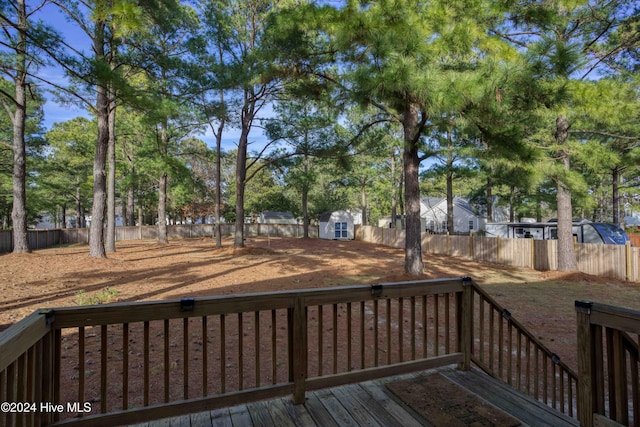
[2,236,640,401]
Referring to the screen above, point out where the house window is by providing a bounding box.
[335,222,348,238]
[429,220,435,231]
[441,221,447,231]
[469,220,474,231]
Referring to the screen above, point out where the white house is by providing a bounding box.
[420,196,486,233]
[378,215,403,229]
[258,211,297,224]
[319,210,354,240]
[378,215,427,231]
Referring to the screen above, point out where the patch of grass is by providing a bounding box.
[74,287,120,306]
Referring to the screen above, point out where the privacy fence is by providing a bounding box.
[2,223,638,282]
[356,225,640,282]
[0,224,318,253]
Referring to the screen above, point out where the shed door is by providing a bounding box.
[335,222,348,238]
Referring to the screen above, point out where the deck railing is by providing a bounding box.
[576,301,640,427]
[470,285,578,418]
[1,277,579,426]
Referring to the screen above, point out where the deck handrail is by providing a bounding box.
[576,301,640,427]
[0,277,580,426]
[0,310,57,426]
[469,284,578,419]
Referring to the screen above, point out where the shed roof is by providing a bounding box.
[319,210,352,223]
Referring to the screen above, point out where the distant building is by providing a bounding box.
[319,210,354,240]
[257,211,298,224]
[420,197,486,233]
[378,215,408,229]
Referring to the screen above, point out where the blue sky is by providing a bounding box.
[36,4,89,129]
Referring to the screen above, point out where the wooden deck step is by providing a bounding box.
[130,366,579,427]
[441,368,580,427]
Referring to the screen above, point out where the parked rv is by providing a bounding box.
[485,220,631,245]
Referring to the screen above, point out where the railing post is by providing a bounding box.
[458,277,474,371]
[290,296,307,404]
[576,300,594,427]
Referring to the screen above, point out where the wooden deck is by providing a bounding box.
[131,366,580,427]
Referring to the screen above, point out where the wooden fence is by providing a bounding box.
[3,224,637,282]
[356,225,640,282]
[0,278,579,426]
[0,224,318,253]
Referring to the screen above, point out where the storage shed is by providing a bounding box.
[319,210,354,240]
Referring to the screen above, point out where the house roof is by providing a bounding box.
[319,210,352,223]
[420,196,477,216]
[260,211,295,220]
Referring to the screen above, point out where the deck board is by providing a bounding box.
[302,392,340,427]
[313,388,360,426]
[229,404,253,426]
[247,401,275,427]
[209,408,232,427]
[138,366,579,427]
[330,385,385,427]
[264,399,297,427]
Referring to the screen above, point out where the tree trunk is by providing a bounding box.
[302,154,310,239]
[390,147,397,228]
[157,121,168,244]
[612,167,620,225]
[127,186,135,226]
[76,186,83,228]
[555,115,577,271]
[234,126,249,248]
[399,160,405,230]
[158,173,168,243]
[360,182,367,228]
[446,176,453,234]
[89,99,109,257]
[215,118,224,248]
[509,187,515,222]
[402,102,423,276]
[486,176,493,222]
[106,95,116,252]
[89,21,109,258]
[11,0,29,254]
[213,50,226,248]
[446,131,454,234]
[234,94,256,249]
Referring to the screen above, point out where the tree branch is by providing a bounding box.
[569,129,639,141]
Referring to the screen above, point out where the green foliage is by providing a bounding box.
[0,0,637,240]
[0,78,48,228]
[74,287,120,306]
[35,117,96,225]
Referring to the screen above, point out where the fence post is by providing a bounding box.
[290,296,307,404]
[531,238,535,270]
[626,241,632,282]
[575,300,594,427]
